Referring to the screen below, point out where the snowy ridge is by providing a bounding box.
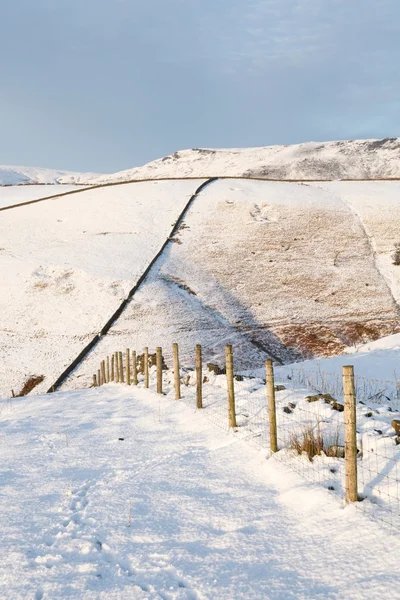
[90,138,400,184]
[0,165,101,186]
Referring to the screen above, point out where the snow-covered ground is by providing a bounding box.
[0,166,101,185]
[66,178,400,390]
[2,177,400,397]
[0,185,87,209]
[0,180,203,396]
[90,138,400,184]
[1,381,400,599]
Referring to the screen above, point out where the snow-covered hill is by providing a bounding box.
[1,177,400,397]
[91,138,400,184]
[0,165,101,186]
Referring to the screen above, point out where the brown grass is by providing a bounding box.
[17,375,45,396]
[289,425,325,461]
[33,281,49,290]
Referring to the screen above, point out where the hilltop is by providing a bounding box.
[0,165,100,186]
[90,138,400,184]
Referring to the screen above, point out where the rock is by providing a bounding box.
[283,406,293,414]
[391,419,400,435]
[275,385,286,391]
[306,393,336,403]
[207,363,226,375]
[306,392,343,412]
[235,375,244,382]
[203,376,209,384]
[288,402,296,409]
[326,445,345,458]
[306,394,323,403]
[321,393,336,402]
[365,412,373,417]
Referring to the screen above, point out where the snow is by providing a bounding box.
[66,178,400,391]
[0,166,101,186]
[0,180,204,397]
[0,185,87,209]
[1,381,400,599]
[90,138,400,184]
[2,177,400,397]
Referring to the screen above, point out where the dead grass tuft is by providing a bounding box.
[289,425,325,461]
[17,375,45,396]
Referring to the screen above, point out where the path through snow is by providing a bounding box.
[0,386,399,599]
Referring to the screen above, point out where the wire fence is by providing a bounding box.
[91,346,400,530]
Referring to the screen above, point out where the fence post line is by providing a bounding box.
[93,374,98,387]
[225,345,237,428]
[119,351,125,383]
[132,350,138,385]
[98,368,102,386]
[196,344,203,409]
[101,360,106,386]
[156,347,163,394]
[111,354,115,382]
[115,352,120,383]
[173,343,181,400]
[144,347,149,388]
[106,356,110,383]
[126,348,131,385]
[266,360,278,453]
[343,365,358,503]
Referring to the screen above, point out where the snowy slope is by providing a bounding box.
[1,177,400,397]
[67,178,400,390]
[0,184,87,209]
[0,180,204,397]
[91,138,400,184]
[0,383,399,599]
[0,165,101,185]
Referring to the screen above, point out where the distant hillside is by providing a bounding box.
[0,166,101,186]
[90,138,400,184]
[1,177,400,397]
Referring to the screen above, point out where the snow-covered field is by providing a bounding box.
[66,178,400,390]
[0,185,87,209]
[0,180,203,396]
[1,381,400,599]
[1,177,400,397]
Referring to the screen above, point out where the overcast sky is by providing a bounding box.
[1,0,399,173]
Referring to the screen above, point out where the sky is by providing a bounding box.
[1,0,399,174]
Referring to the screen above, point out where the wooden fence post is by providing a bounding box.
[225,345,237,428]
[111,354,115,382]
[119,352,124,383]
[101,360,106,386]
[115,352,120,383]
[98,368,101,386]
[196,344,203,409]
[266,360,278,453]
[126,348,131,385]
[106,356,110,383]
[93,374,97,387]
[343,365,358,503]
[173,343,181,400]
[132,350,138,385]
[156,347,163,394]
[144,347,149,388]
